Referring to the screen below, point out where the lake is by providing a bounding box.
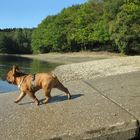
[0,55,61,93]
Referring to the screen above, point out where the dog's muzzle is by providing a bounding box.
[7,80,12,84]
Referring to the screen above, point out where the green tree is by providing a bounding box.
[32,16,57,53]
[14,28,32,53]
[0,28,33,54]
[0,33,7,53]
[110,1,140,54]
[31,0,140,54]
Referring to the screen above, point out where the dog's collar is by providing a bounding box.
[18,76,26,89]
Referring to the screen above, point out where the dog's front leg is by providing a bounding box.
[15,92,26,103]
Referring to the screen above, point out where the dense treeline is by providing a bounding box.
[0,28,33,54]
[0,0,140,55]
[32,0,140,54]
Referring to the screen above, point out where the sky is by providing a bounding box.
[0,0,87,29]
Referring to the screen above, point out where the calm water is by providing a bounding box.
[0,55,61,93]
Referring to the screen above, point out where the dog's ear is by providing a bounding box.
[12,65,16,75]
[12,65,20,75]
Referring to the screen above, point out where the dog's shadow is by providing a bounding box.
[19,93,84,106]
[42,93,84,104]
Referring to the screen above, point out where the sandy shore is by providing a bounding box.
[53,56,140,82]
[19,52,121,64]
[19,52,140,82]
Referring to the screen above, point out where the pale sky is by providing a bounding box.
[0,0,86,29]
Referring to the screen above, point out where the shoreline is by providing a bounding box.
[1,52,140,83]
[1,52,140,85]
[53,55,140,82]
[23,52,123,64]
[16,52,140,82]
[1,51,122,64]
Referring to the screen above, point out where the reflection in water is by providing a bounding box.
[0,55,61,93]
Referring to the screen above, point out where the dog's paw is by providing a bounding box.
[35,101,40,106]
[42,100,48,104]
[68,94,71,100]
[14,100,19,103]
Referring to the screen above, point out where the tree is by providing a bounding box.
[31,0,140,54]
[14,28,32,54]
[0,33,7,53]
[110,1,140,54]
[0,28,33,54]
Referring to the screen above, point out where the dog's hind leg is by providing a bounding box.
[14,92,26,103]
[55,80,71,100]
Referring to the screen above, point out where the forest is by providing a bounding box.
[0,0,140,55]
[0,28,33,54]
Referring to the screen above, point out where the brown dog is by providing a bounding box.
[6,65,71,105]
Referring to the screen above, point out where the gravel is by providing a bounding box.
[54,56,140,82]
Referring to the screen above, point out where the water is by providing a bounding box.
[0,55,61,93]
